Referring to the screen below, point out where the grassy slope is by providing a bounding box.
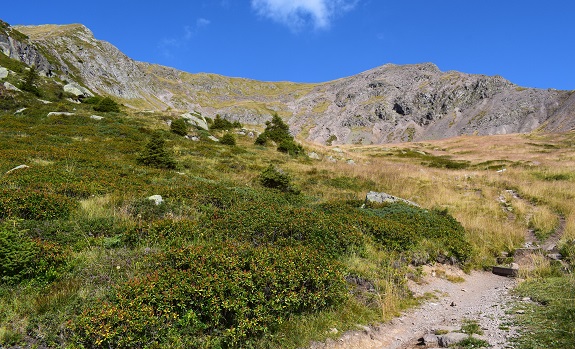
[1,53,574,348]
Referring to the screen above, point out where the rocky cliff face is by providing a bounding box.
[4,21,575,145]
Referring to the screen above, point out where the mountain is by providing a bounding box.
[3,20,575,144]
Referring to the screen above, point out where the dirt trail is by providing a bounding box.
[308,266,517,349]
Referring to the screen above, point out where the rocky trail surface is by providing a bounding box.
[308,266,517,349]
[309,190,570,349]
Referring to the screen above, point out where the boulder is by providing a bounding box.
[47,112,75,117]
[0,67,8,79]
[5,164,29,174]
[147,195,164,206]
[438,332,468,347]
[64,83,94,98]
[308,152,321,160]
[4,81,21,92]
[365,191,420,207]
[420,333,439,347]
[208,135,220,142]
[181,112,209,130]
[90,115,104,120]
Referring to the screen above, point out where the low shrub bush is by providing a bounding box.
[170,118,188,136]
[0,228,66,284]
[0,189,76,221]
[72,243,347,348]
[259,165,299,193]
[219,133,236,146]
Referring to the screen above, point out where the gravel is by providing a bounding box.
[308,265,518,349]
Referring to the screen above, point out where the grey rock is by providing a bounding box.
[308,152,321,160]
[4,81,21,92]
[0,67,8,79]
[438,332,468,347]
[64,83,93,97]
[347,159,355,165]
[147,195,163,205]
[247,131,255,138]
[37,99,52,104]
[90,115,104,120]
[208,135,219,142]
[181,112,209,130]
[0,26,55,76]
[47,112,75,117]
[421,333,439,346]
[326,155,337,163]
[5,164,29,174]
[365,191,420,207]
[14,107,27,114]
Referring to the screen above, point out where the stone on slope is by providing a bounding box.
[64,83,94,98]
[181,112,209,130]
[4,81,21,92]
[0,67,8,79]
[47,112,75,117]
[438,332,468,347]
[5,164,29,174]
[365,191,420,207]
[90,115,104,120]
[147,195,163,205]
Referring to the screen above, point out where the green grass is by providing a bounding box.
[512,276,575,349]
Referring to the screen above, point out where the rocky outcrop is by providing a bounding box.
[64,83,93,98]
[5,20,575,145]
[0,21,54,76]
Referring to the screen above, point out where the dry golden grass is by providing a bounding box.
[297,131,575,266]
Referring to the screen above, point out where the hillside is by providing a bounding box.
[3,21,573,145]
[1,18,574,349]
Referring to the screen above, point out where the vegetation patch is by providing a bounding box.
[512,276,575,349]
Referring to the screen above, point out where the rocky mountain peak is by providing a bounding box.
[2,19,574,145]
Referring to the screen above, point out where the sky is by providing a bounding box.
[2,0,574,90]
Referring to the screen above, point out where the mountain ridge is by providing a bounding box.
[3,20,575,144]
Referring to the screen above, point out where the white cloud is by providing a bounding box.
[159,18,211,58]
[251,0,357,31]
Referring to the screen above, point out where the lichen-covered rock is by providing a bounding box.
[181,112,209,130]
[0,67,8,79]
[365,191,419,207]
[64,83,93,97]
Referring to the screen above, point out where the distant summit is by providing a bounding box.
[2,20,575,144]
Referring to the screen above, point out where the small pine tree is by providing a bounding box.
[94,97,120,113]
[20,66,40,96]
[170,118,189,136]
[137,133,177,169]
[263,113,291,143]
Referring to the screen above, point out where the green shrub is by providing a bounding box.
[219,133,236,146]
[254,132,268,145]
[211,114,241,130]
[259,165,299,193]
[81,96,103,105]
[19,66,40,96]
[0,228,66,284]
[170,118,189,136]
[93,97,120,113]
[277,139,304,156]
[136,132,177,169]
[72,243,347,348]
[362,204,472,263]
[0,189,76,221]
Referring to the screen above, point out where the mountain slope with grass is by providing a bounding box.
[2,19,574,145]
[1,18,574,349]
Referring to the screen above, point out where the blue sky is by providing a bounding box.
[2,0,574,89]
